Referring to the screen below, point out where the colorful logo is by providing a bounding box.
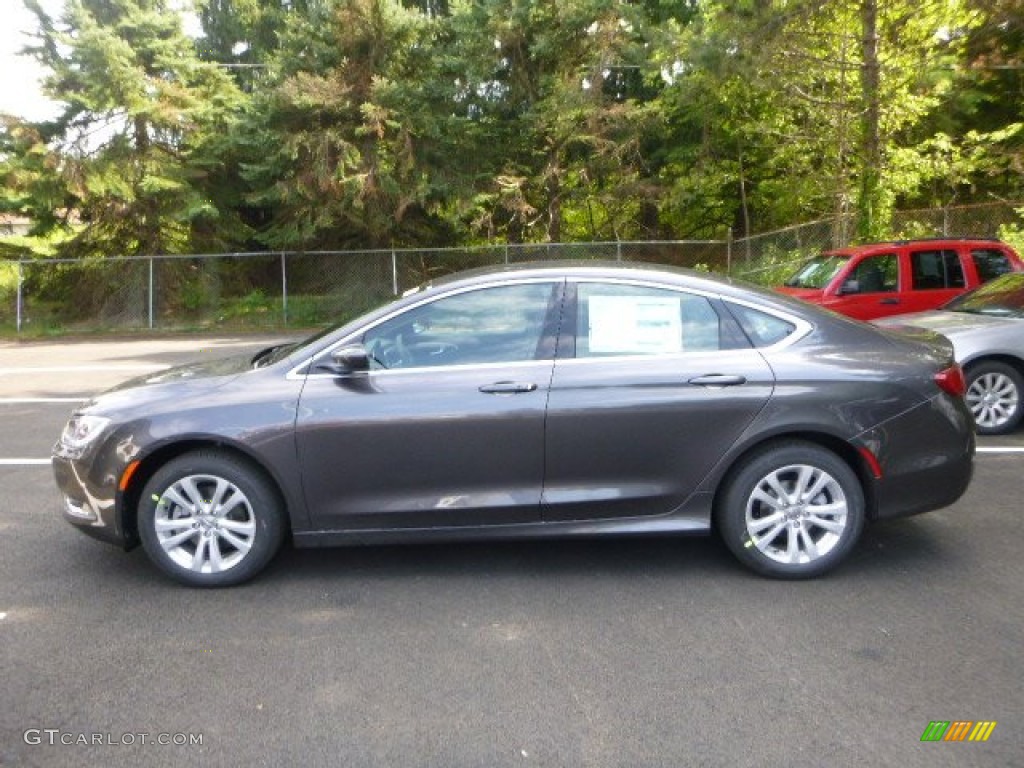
[920,721,997,742]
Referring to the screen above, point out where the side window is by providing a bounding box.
[972,248,1012,282]
[911,249,964,289]
[362,282,557,369]
[726,303,797,348]
[575,283,726,357]
[845,254,897,293]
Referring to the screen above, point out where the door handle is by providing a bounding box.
[479,381,538,394]
[879,298,900,305]
[688,374,747,387]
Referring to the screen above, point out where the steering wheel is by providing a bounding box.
[407,341,459,364]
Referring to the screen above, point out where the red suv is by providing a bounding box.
[776,238,1024,321]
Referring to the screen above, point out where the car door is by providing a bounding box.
[295,280,564,530]
[541,280,776,522]
[824,252,902,320]
[903,248,966,312]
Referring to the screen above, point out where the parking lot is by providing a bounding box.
[1,335,1022,767]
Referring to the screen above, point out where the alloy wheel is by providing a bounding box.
[152,474,257,574]
[744,463,848,565]
[966,371,1019,431]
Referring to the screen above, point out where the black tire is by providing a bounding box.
[965,361,1024,435]
[137,451,285,587]
[717,441,865,579]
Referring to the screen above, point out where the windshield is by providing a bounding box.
[784,255,850,289]
[253,288,425,367]
[254,322,348,366]
[944,272,1024,318]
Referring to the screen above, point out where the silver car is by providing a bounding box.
[875,272,1024,434]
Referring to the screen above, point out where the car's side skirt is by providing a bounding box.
[292,494,714,548]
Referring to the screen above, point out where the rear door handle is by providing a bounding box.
[479,381,538,394]
[688,374,747,387]
[879,298,900,305]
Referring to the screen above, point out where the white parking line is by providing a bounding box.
[976,446,1024,453]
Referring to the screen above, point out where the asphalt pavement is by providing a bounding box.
[1,335,1022,767]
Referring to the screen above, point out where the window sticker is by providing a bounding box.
[587,295,683,354]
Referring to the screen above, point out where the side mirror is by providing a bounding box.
[316,345,370,375]
[837,278,859,296]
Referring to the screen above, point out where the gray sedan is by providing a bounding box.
[875,272,1024,435]
[53,263,974,586]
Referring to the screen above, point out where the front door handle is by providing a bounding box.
[479,381,538,394]
[688,374,747,387]
[879,298,900,305]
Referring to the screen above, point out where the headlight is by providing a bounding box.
[60,414,111,452]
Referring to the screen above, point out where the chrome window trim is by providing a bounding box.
[554,347,768,368]
[285,273,813,379]
[719,296,814,352]
[568,275,721,301]
[341,359,557,378]
[287,277,564,380]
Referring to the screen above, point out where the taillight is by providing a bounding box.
[934,364,966,397]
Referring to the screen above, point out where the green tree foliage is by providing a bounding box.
[656,0,995,241]
[434,0,680,243]
[3,0,1023,261]
[240,0,460,249]
[8,0,247,257]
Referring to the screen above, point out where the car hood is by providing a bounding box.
[82,352,258,414]
[110,352,255,391]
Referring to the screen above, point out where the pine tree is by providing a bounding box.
[18,0,247,257]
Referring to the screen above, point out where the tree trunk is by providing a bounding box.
[546,154,562,243]
[857,0,882,241]
[133,115,160,256]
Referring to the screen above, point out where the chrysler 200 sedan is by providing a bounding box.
[53,263,975,586]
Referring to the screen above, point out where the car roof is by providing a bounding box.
[410,259,828,322]
[423,259,742,294]
[823,237,1011,257]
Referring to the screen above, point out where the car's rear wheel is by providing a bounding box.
[137,452,285,587]
[965,361,1023,435]
[718,442,865,579]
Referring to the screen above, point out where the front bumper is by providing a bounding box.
[52,453,128,547]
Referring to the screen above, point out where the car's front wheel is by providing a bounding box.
[718,442,865,579]
[965,361,1023,435]
[137,452,285,587]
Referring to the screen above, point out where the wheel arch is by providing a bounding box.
[117,439,291,550]
[710,431,878,529]
[962,353,1024,378]
[960,354,1024,434]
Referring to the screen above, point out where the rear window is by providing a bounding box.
[910,250,965,290]
[971,248,1013,282]
[945,273,1024,317]
[726,303,797,347]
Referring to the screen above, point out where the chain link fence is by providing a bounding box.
[3,201,1021,334]
[729,201,1024,283]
